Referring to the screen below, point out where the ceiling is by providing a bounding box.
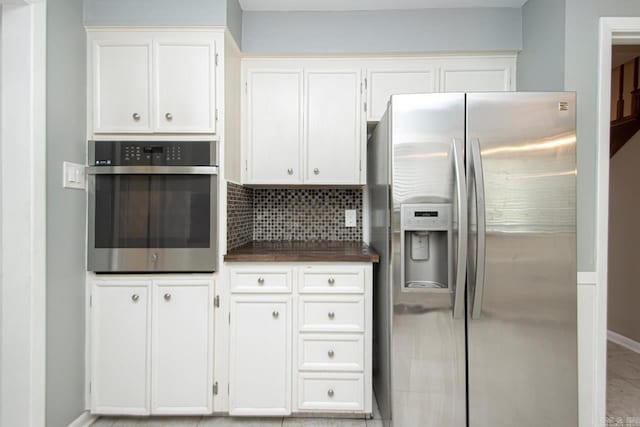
[239,0,528,11]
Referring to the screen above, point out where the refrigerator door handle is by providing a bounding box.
[470,138,487,320]
[452,138,467,319]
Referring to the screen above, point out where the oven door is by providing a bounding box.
[88,166,218,272]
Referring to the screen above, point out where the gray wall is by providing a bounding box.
[517,0,565,90]
[83,0,226,26]
[564,0,640,271]
[242,8,522,54]
[226,0,242,48]
[47,0,87,425]
[608,132,640,342]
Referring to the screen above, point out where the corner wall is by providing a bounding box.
[517,0,565,90]
[46,0,87,425]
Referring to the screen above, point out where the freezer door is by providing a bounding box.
[466,92,578,427]
[389,93,466,427]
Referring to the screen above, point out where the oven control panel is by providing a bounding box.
[90,141,216,166]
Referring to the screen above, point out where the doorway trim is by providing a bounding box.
[596,16,640,427]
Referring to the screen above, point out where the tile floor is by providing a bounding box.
[91,397,383,427]
[607,341,640,426]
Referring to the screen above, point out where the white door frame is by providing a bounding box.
[0,1,47,426]
[595,16,640,427]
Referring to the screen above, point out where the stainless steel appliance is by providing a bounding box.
[368,92,577,427]
[88,140,218,272]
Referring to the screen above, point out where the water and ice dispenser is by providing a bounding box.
[400,204,452,291]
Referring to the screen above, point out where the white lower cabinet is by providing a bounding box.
[229,296,292,416]
[227,263,372,416]
[89,277,214,415]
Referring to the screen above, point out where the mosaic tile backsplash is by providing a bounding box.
[226,183,254,250]
[226,184,363,249]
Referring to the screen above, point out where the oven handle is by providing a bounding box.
[87,166,219,175]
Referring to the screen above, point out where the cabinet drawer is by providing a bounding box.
[298,334,364,372]
[298,373,364,411]
[299,297,364,332]
[230,269,292,293]
[300,268,364,294]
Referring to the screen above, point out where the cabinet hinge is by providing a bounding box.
[89,382,91,393]
[213,381,218,395]
[245,82,248,93]
[365,78,368,90]
[89,296,92,308]
[245,160,248,172]
[215,109,219,122]
[214,295,220,308]
[364,102,367,113]
[360,82,363,94]
[229,313,231,324]
[215,53,219,66]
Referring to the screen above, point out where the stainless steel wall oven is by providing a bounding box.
[88,140,218,273]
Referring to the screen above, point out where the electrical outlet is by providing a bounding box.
[345,209,357,227]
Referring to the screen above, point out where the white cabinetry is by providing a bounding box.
[88,29,220,135]
[229,296,292,415]
[227,263,373,416]
[305,70,361,185]
[246,70,303,184]
[440,57,513,93]
[89,276,214,415]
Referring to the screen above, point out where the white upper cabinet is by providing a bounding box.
[305,70,361,185]
[155,36,217,133]
[88,29,221,135]
[366,63,436,121]
[247,70,303,184]
[440,57,514,92]
[92,35,152,133]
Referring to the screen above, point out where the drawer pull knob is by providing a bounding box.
[287,168,294,175]
[132,112,141,121]
[165,112,173,121]
[164,293,171,301]
[328,350,335,358]
[314,168,320,175]
[257,277,265,285]
[328,311,335,319]
[131,294,139,302]
[328,277,335,285]
[327,389,334,397]
[272,311,279,319]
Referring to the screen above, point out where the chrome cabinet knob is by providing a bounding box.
[131,294,139,302]
[327,389,334,397]
[257,277,265,285]
[287,168,294,175]
[328,311,335,319]
[164,293,171,301]
[272,311,279,319]
[328,277,335,286]
[313,168,320,175]
[165,112,173,121]
[328,350,335,358]
[132,113,141,121]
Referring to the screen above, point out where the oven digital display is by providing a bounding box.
[415,211,438,217]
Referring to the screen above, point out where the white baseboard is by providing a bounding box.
[67,411,98,427]
[608,330,640,354]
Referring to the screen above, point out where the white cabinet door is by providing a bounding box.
[93,38,152,133]
[91,281,151,415]
[151,280,213,414]
[305,70,362,185]
[155,36,216,133]
[367,66,435,121]
[246,70,303,184]
[229,296,292,415]
[440,60,513,92]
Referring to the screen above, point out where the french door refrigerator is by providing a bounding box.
[367,92,577,427]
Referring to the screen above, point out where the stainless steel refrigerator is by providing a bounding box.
[367,92,577,427]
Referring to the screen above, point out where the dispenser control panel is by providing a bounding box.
[401,204,451,230]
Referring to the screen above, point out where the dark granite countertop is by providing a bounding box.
[224,241,380,263]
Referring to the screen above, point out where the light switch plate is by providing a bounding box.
[63,161,86,190]
[345,209,357,227]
